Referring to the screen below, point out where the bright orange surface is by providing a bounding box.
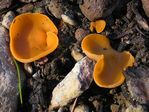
[81,34,134,88]
[10,13,58,63]
[90,20,106,33]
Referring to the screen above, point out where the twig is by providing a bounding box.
[13,59,23,104]
[71,98,78,112]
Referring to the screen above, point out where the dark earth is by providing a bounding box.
[0,0,149,112]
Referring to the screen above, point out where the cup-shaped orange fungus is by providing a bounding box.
[81,34,134,88]
[90,20,106,33]
[10,13,59,63]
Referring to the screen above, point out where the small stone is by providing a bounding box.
[125,104,148,112]
[49,57,94,109]
[47,0,64,19]
[24,63,33,74]
[71,48,84,61]
[0,26,25,112]
[74,104,90,112]
[75,28,89,42]
[79,0,120,21]
[92,100,102,112]
[2,11,15,29]
[110,104,120,112]
[124,66,149,104]
[61,14,77,25]
[0,0,12,10]
[33,7,45,13]
[16,4,34,13]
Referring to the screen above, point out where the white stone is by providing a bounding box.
[50,57,94,109]
[2,11,15,29]
[61,14,76,26]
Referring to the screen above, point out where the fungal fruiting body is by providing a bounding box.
[10,13,59,63]
[81,34,134,88]
[90,20,106,33]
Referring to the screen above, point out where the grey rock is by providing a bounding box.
[0,26,25,112]
[79,0,120,21]
[75,28,89,42]
[2,11,15,29]
[47,0,64,19]
[16,4,34,14]
[125,66,149,104]
[0,0,12,10]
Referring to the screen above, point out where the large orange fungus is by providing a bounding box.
[10,13,59,63]
[81,34,134,88]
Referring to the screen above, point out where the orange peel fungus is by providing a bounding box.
[10,13,59,63]
[90,20,106,33]
[81,34,134,88]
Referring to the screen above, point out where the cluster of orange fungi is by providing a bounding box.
[82,20,134,88]
[10,13,135,88]
[10,13,59,63]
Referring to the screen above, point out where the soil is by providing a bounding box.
[1,0,149,112]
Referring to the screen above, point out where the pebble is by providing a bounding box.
[61,14,77,25]
[0,26,25,112]
[92,100,102,112]
[49,57,94,109]
[2,11,15,29]
[24,63,33,74]
[47,0,64,19]
[71,48,84,61]
[16,4,34,14]
[74,104,90,112]
[124,66,149,104]
[79,0,120,21]
[0,0,12,10]
[75,28,89,42]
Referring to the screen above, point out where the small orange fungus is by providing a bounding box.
[90,20,106,33]
[10,13,59,63]
[81,34,134,88]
